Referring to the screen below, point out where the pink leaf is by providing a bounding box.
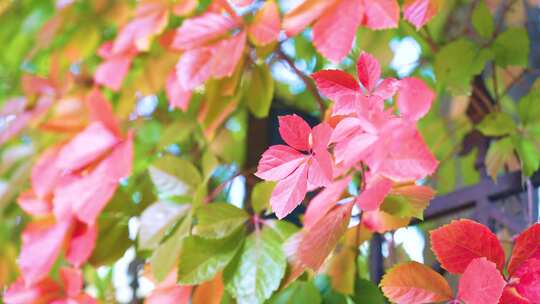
[113,2,168,53]
[311,70,360,113]
[31,145,62,198]
[17,190,52,217]
[210,31,246,79]
[270,162,309,219]
[403,0,439,30]
[313,0,363,62]
[457,257,506,304]
[56,122,119,172]
[230,0,254,7]
[397,77,435,121]
[166,71,193,111]
[508,223,540,276]
[362,209,411,233]
[94,43,136,91]
[304,177,351,229]
[311,122,333,152]
[146,285,192,304]
[66,221,97,267]
[282,0,334,37]
[357,52,381,93]
[355,175,392,211]
[430,219,506,274]
[308,151,333,188]
[278,114,312,152]
[374,78,400,100]
[19,219,71,285]
[361,0,399,29]
[176,47,214,90]
[172,12,237,50]
[255,145,307,181]
[85,88,121,137]
[248,0,281,46]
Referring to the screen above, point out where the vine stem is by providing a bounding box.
[275,47,326,118]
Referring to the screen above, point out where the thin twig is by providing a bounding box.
[205,167,256,203]
[275,48,326,117]
[526,178,536,225]
[492,62,500,103]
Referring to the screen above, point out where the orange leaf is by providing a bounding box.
[430,219,505,274]
[297,202,353,270]
[380,261,453,304]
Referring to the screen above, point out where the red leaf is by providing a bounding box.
[60,267,84,298]
[357,51,381,93]
[4,277,61,304]
[403,0,439,30]
[512,258,540,303]
[31,145,62,198]
[270,162,309,219]
[278,114,312,152]
[172,12,237,50]
[380,261,453,304]
[283,0,335,36]
[94,42,137,91]
[457,257,506,304]
[361,0,399,30]
[430,219,506,274]
[508,223,540,276]
[66,221,97,267]
[312,0,363,62]
[499,286,532,304]
[248,0,281,46]
[397,77,435,121]
[297,201,353,270]
[311,70,360,115]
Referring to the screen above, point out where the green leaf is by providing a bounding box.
[493,28,530,67]
[202,149,219,181]
[472,1,494,39]
[158,119,195,149]
[485,137,515,180]
[177,227,245,284]
[193,203,249,239]
[244,63,274,118]
[477,112,516,136]
[352,278,385,304]
[518,91,540,126]
[150,212,192,281]
[138,201,190,250]
[313,275,349,304]
[381,196,424,220]
[137,120,162,145]
[269,281,322,304]
[265,220,300,241]
[148,156,202,198]
[89,215,131,266]
[224,227,287,304]
[251,181,276,213]
[435,39,493,94]
[513,136,540,176]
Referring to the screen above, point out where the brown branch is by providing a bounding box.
[275,47,326,118]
